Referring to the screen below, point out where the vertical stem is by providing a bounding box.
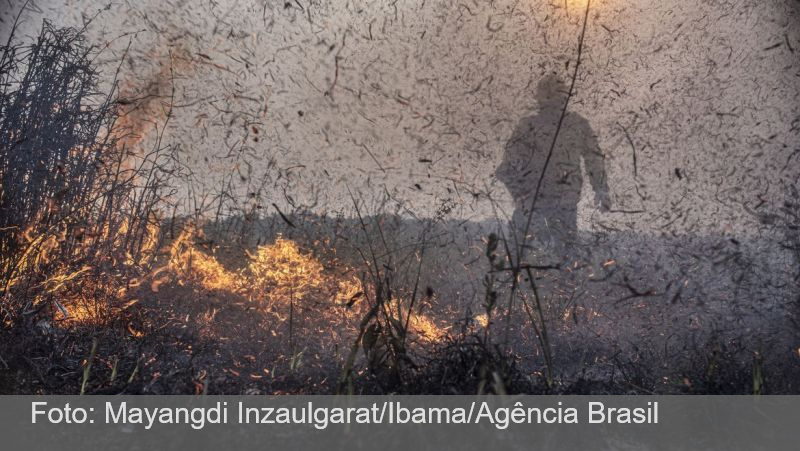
[289,288,294,355]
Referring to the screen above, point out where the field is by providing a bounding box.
[1,1,798,395]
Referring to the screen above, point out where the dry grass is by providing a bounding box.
[1,17,796,396]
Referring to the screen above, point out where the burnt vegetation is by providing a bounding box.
[0,4,799,395]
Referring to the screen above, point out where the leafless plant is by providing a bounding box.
[0,19,178,326]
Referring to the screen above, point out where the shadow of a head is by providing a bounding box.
[536,74,569,110]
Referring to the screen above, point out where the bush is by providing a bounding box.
[0,21,172,327]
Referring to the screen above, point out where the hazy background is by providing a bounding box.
[2,0,798,238]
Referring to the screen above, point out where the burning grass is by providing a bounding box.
[0,17,554,396]
[165,225,364,311]
[0,209,163,328]
[167,226,239,293]
[245,236,327,301]
[2,19,795,396]
[0,21,175,333]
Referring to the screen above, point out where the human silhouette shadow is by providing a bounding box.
[497,75,609,259]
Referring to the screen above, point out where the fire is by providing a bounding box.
[383,298,447,343]
[335,275,364,307]
[245,236,326,301]
[2,226,58,291]
[158,225,450,352]
[117,216,161,267]
[165,227,363,310]
[53,295,102,324]
[167,226,239,292]
[407,313,447,342]
[473,313,489,329]
[137,220,161,265]
[1,215,159,327]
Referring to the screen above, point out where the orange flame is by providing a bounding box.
[165,228,361,310]
[245,236,326,300]
[167,226,239,292]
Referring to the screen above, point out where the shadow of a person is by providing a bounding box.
[497,75,609,259]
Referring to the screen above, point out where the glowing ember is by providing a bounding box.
[407,313,447,342]
[473,313,490,329]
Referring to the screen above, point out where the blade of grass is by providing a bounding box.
[80,338,98,395]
